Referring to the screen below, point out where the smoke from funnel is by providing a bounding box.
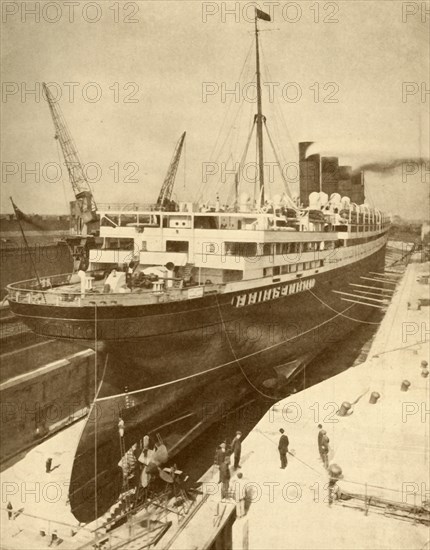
[352,158,429,175]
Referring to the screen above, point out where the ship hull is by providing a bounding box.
[9,245,387,522]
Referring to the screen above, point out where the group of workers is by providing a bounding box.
[278,425,331,470]
[214,431,248,517]
[214,424,332,515]
[40,278,52,289]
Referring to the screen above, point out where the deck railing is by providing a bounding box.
[97,202,155,212]
[335,477,430,523]
[6,275,222,307]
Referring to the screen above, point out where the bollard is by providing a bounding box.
[421,368,429,378]
[401,380,411,392]
[369,391,380,404]
[338,401,352,416]
[327,464,342,507]
[421,360,428,369]
[328,463,343,480]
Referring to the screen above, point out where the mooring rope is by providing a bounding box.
[96,298,353,403]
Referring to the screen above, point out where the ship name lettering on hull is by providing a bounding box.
[232,278,316,307]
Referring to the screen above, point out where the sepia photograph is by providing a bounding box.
[0,1,429,549]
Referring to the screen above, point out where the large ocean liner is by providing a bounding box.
[6,10,390,522]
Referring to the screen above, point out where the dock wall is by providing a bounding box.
[0,349,96,463]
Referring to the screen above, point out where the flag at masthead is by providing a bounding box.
[256,8,271,21]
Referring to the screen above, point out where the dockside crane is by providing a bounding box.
[156,132,186,211]
[43,82,98,235]
[43,82,99,271]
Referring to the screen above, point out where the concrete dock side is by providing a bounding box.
[195,260,429,550]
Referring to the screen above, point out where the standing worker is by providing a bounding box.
[50,529,58,546]
[234,472,248,518]
[127,262,135,290]
[46,457,52,473]
[230,431,242,469]
[7,501,13,520]
[278,428,289,469]
[219,457,231,500]
[214,443,227,483]
[320,431,330,469]
[317,424,325,460]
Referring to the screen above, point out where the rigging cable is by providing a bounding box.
[226,120,257,206]
[197,95,248,203]
[259,41,301,201]
[196,39,254,203]
[208,39,254,162]
[225,86,257,206]
[260,41,298,157]
[264,120,296,202]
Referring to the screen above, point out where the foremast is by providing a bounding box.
[254,8,271,207]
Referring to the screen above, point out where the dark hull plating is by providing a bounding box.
[9,245,387,522]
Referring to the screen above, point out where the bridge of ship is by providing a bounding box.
[93,205,389,271]
[96,202,388,233]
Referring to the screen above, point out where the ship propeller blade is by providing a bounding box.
[153,444,169,465]
[140,468,150,488]
[159,469,174,483]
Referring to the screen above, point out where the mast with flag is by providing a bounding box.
[254,8,271,206]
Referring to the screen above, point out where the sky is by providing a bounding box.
[1,0,429,219]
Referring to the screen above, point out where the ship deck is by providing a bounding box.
[6,273,222,307]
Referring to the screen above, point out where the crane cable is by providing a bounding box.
[55,138,70,211]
